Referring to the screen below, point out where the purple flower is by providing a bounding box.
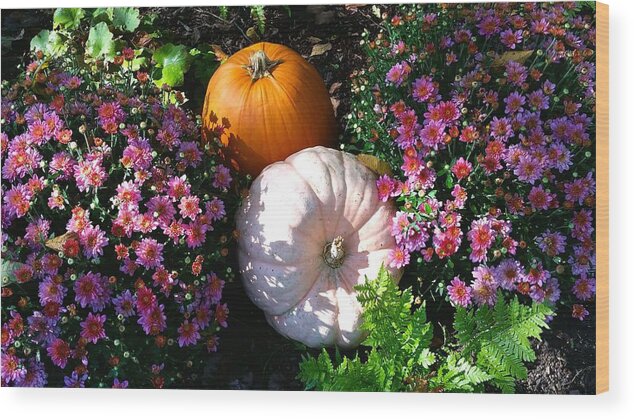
[495,259,523,290]
[64,371,88,388]
[500,29,523,49]
[543,277,561,304]
[1,352,27,383]
[177,320,201,347]
[112,378,129,388]
[205,197,226,221]
[112,290,136,318]
[38,276,67,306]
[138,304,167,335]
[74,272,111,312]
[504,91,526,114]
[14,358,47,387]
[472,279,498,306]
[536,230,567,257]
[212,165,232,189]
[572,276,596,301]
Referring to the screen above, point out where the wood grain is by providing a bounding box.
[595,1,609,395]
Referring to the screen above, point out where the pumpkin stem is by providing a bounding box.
[244,50,282,81]
[323,236,345,269]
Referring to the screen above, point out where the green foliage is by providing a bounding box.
[218,6,229,20]
[250,6,266,34]
[298,267,433,392]
[53,8,85,30]
[85,22,115,62]
[113,8,141,32]
[298,268,552,393]
[453,294,554,393]
[152,43,192,88]
[30,29,67,57]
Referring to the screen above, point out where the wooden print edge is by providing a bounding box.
[595,1,609,395]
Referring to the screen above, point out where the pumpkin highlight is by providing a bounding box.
[202,42,338,176]
[237,146,402,348]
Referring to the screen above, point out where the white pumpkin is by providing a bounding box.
[236,146,401,348]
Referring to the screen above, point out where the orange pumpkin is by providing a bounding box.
[201,42,338,176]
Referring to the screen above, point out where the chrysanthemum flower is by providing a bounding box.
[80,312,107,344]
[135,238,164,270]
[46,338,71,368]
[447,277,472,307]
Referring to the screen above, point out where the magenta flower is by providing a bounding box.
[138,303,167,335]
[177,320,201,347]
[80,312,107,344]
[412,75,437,102]
[79,224,109,259]
[136,238,164,269]
[46,338,71,368]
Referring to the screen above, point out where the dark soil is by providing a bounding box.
[0,5,596,394]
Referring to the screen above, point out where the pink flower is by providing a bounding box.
[376,175,395,202]
[135,238,164,270]
[3,184,32,218]
[447,277,472,307]
[412,75,437,102]
[387,246,410,269]
[80,313,107,344]
[74,157,107,192]
[178,195,201,220]
[451,157,472,180]
[79,224,109,259]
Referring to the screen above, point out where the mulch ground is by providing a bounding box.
[1,5,595,394]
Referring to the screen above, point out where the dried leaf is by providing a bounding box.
[307,36,322,44]
[491,50,534,68]
[330,97,341,117]
[357,154,393,177]
[329,82,342,95]
[45,231,78,252]
[310,42,332,57]
[246,26,260,41]
[211,44,229,63]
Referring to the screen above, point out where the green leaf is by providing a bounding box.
[152,43,192,87]
[85,22,115,62]
[113,8,140,32]
[53,8,85,30]
[30,30,67,57]
[1,259,26,286]
[91,7,114,24]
